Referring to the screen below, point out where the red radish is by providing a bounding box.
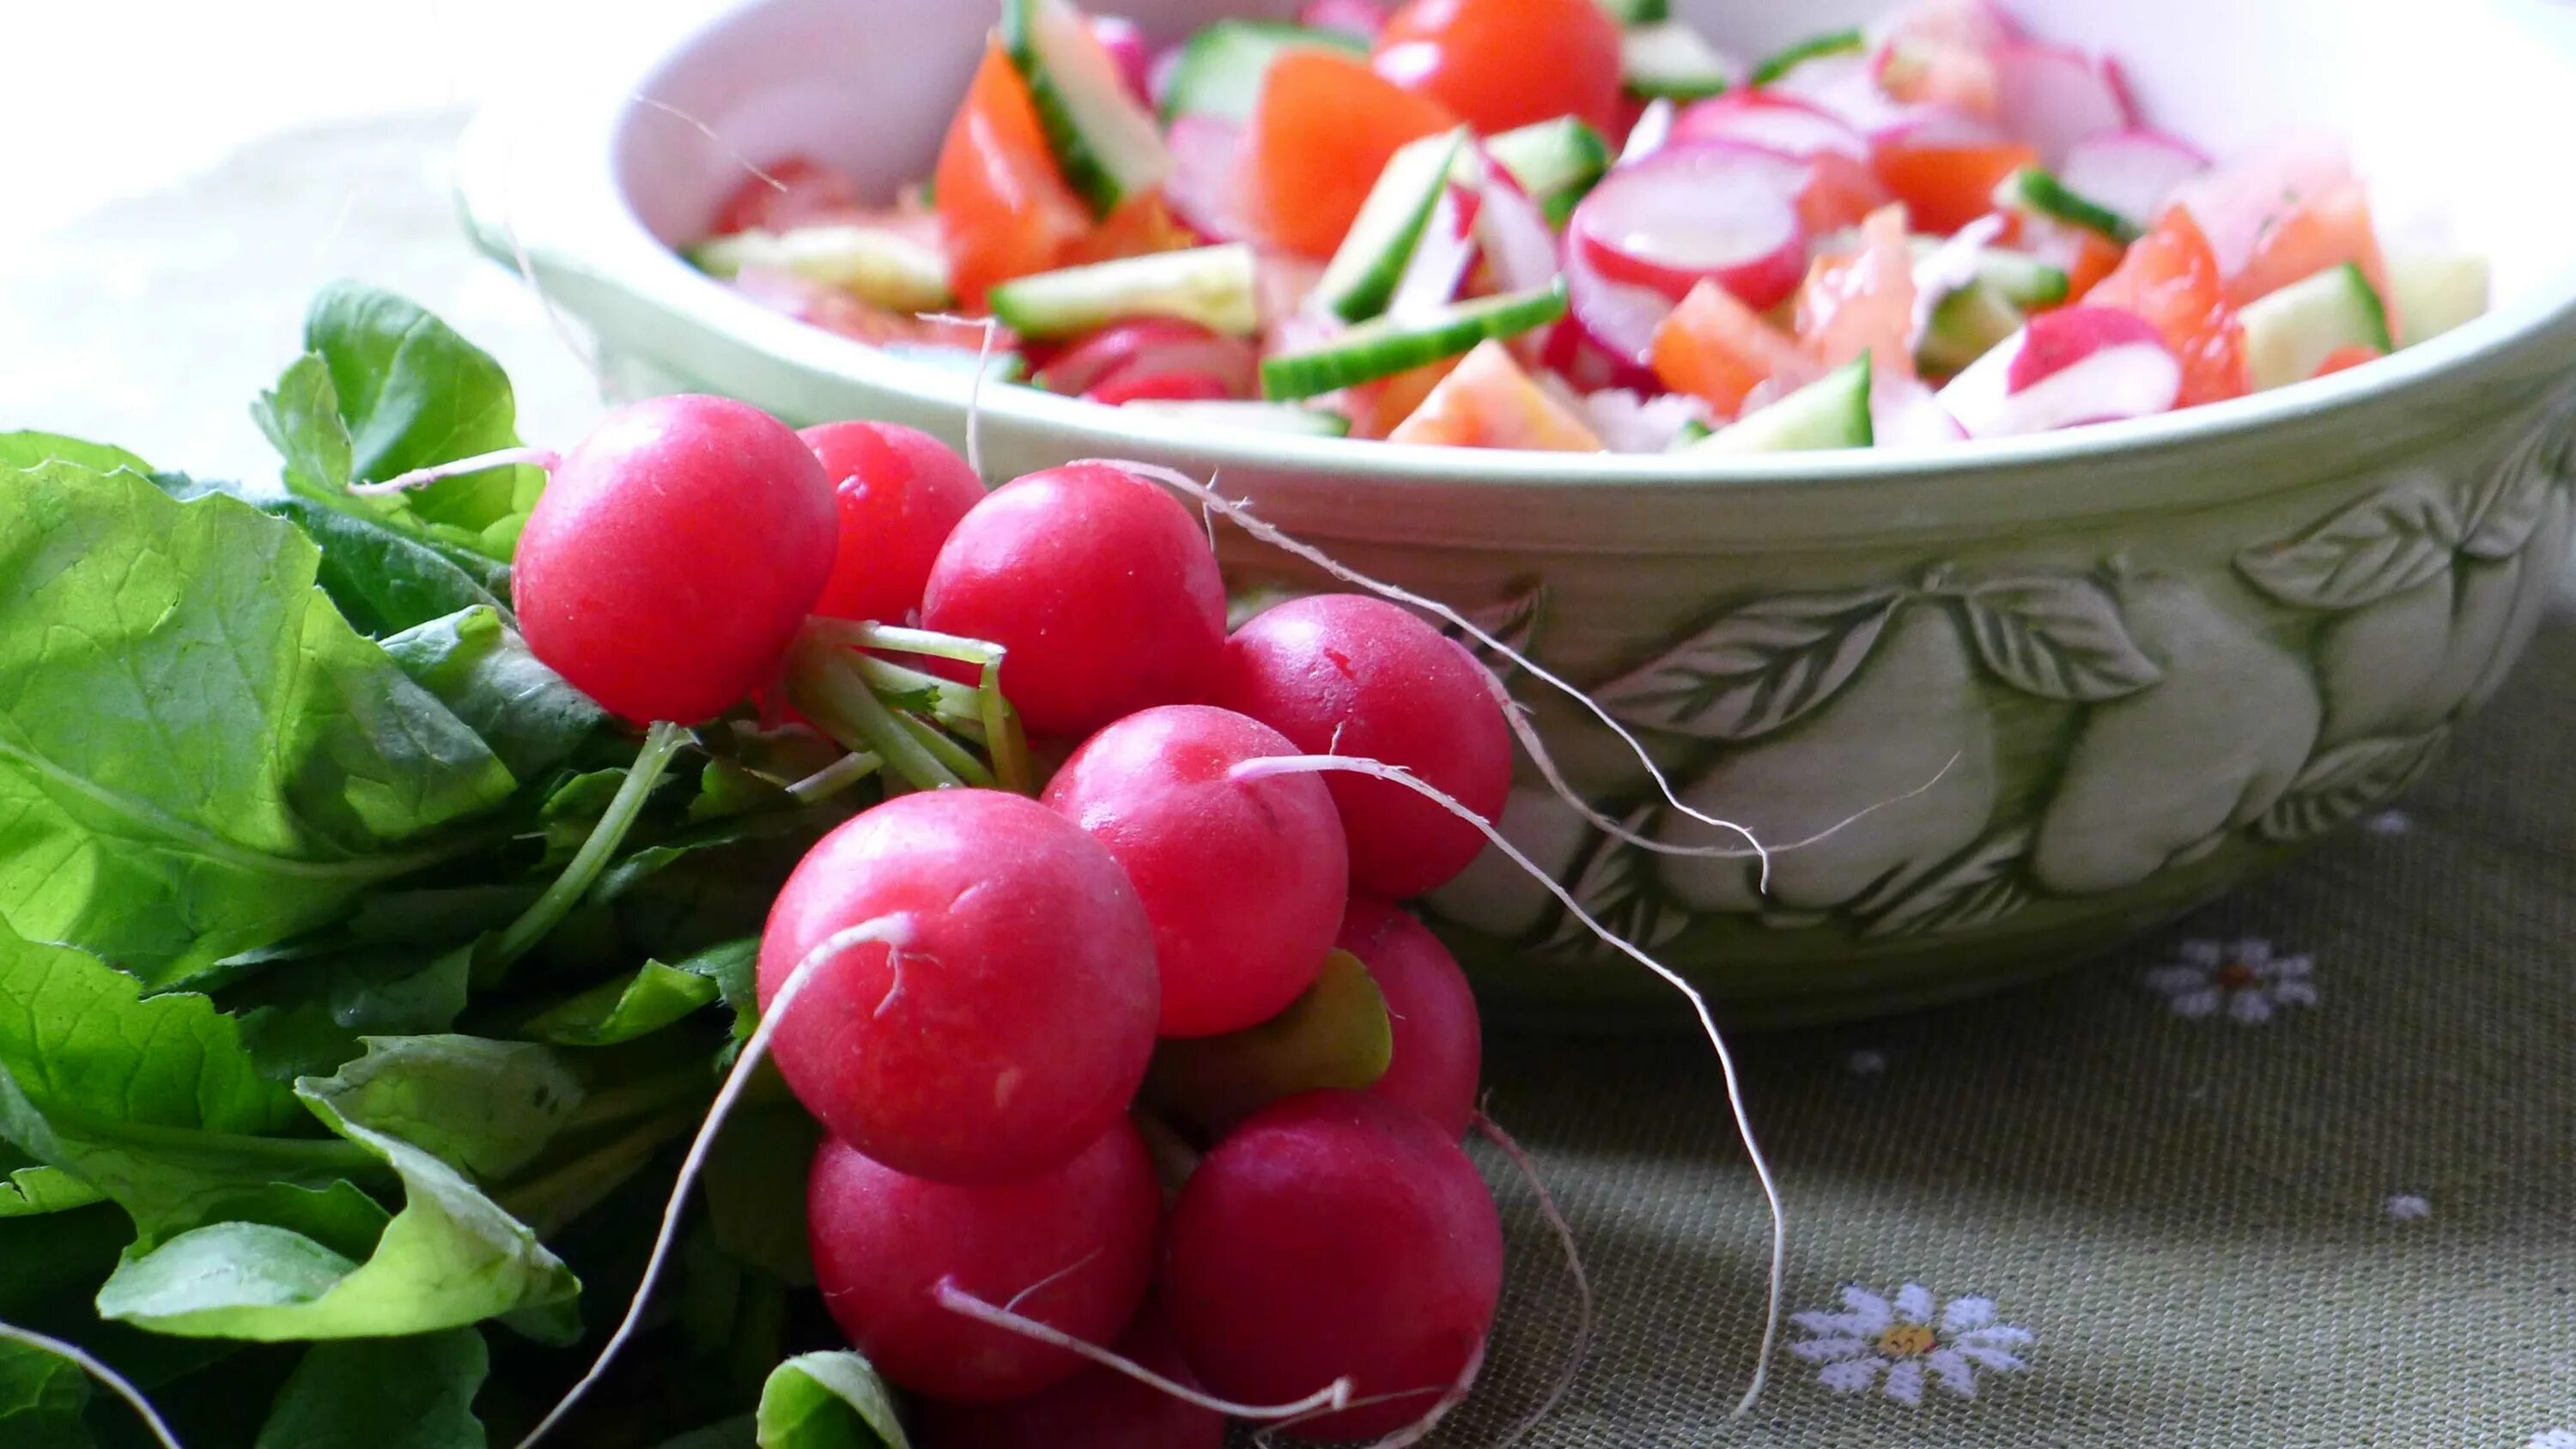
[1212,594,1511,900]
[1091,371,1236,405]
[1163,1090,1504,1440]
[1564,235,1682,371]
[1301,0,1386,39]
[1617,97,1677,166]
[757,790,1159,1184]
[914,1303,1224,1449]
[1871,370,1967,446]
[2059,128,2209,232]
[1384,184,1482,321]
[1570,144,1813,311]
[1042,706,1351,1039]
[1672,91,1867,161]
[1937,305,2182,437]
[1036,318,1261,399]
[1335,900,1481,1137]
[514,395,836,726]
[808,1120,1160,1404]
[921,464,1229,739]
[799,421,986,627]
[1090,15,1155,109]
[1163,115,1251,243]
[1991,41,2133,165]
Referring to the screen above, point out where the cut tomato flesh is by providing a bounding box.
[1387,341,1604,450]
[1372,0,1625,134]
[710,155,865,237]
[2083,205,2249,408]
[1651,279,1816,416]
[1246,49,1458,259]
[1870,141,2036,235]
[1796,204,1918,380]
[1798,151,1898,235]
[936,39,1094,304]
[2225,181,2393,323]
[2312,343,2384,378]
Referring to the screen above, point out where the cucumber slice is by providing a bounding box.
[1992,167,2142,245]
[1261,282,1571,400]
[1315,130,1471,324]
[987,244,1261,341]
[879,344,1028,385]
[1901,239,2071,310]
[1693,356,1874,453]
[1748,27,1865,86]
[689,226,955,312]
[1003,0,1174,218]
[1594,0,1669,23]
[2385,252,2491,348]
[1667,417,1716,450]
[1160,19,1366,124]
[1622,20,1740,101]
[1485,118,1613,229]
[1121,401,1354,437]
[1919,283,2027,376]
[2240,263,2393,391]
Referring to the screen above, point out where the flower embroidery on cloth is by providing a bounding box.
[2526,1432,2576,1449]
[2144,937,2317,1024]
[2385,1193,2431,1222]
[1790,1282,2032,1405]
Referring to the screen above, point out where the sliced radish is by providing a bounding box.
[1037,318,1261,398]
[1765,50,1926,137]
[1671,91,1868,161]
[2059,128,2210,229]
[1620,99,1678,167]
[1473,167,1563,294]
[1908,211,2008,344]
[1871,368,1967,446]
[1385,185,1482,322]
[1299,0,1385,40]
[1148,44,1187,111]
[2170,131,2354,278]
[1090,16,1155,110]
[1868,105,2011,151]
[1093,369,1236,404]
[1164,114,1251,243]
[1561,243,1675,374]
[1991,42,2131,165]
[1581,389,1716,452]
[1939,306,2181,435]
[1874,0,2019,53]
[1571,143,1812,311]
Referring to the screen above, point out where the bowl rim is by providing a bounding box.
[474,0,2576,494]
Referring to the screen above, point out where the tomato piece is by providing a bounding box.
[1795,204,1917,380]
[1344,356,1462,440]
[1652,279,1817,416]
[2225,181,2391,321]
[1386,342,1603,450]
[1797,151,1897,236]
[2083,206,2249,408]
[936,39,1093,304]
[1247,51,1458,259]
[2313,343,2384,378]
[710,155,866,236]
[1372,0,1625,134]
[1871,141,2038,235]
[1060,194,1200,268]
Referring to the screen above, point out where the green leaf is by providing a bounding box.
[524,962,722,1047]
[755,1352,910,1449]
[702,1107,817,1284]
[254,1329,488,1449]
[153,473,508,639]
[0,464,517,980]
[1148,949,1393,1137]
[673,939,762,1049]
[0,431,149,475]
[94,1053,583,1340]
[0,1159,105,1219]
[0,1339,93,1446]
[299,1038,583,1181]
[383,607,605,784]
[659,1417,757,1449]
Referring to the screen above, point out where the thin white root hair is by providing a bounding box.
[513,914,919,1449]
[626,95,789,196]
[1087,461,1775,888]
[1255,1342,1485,1449]
[931,1282,1353,1421]
[1230,755,1787,1419]
[0,1320,185,1449]
[1474,1113,1594,1449]
[920,312,1004,483]
[350,446,560,497]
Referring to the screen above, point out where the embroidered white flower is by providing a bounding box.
[2526,1432,2576,1449]
[2385,1194,2431,1222]
[2144,938,2317,1024]
[2364,809,2413,836]
[1790,1282,2032,1405]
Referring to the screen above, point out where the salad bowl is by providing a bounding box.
[457,0,2576,1027]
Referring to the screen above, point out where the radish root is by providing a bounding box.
[1231,755,1787,1418]
[1084,461,1777,889]
[1255,1342,1486,1449]
[349,446,559,498]
[1474,1113,1594,1449]
[514,913,920,1449]
[0,1320,185,1449]
[931,1282,1354,1422]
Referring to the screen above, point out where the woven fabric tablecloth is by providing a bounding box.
[5,114,2572,1449]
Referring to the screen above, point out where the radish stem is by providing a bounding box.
[789,642,963,791]
[786,750,884,803]
[489,721,687,972]
[894,708,995,787]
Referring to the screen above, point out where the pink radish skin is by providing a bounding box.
[1571,143,1813,310]
[914,1303,1224,1449]
[1564,233,1682,371]
[921,464,1229,740]
[799,421,987,627]
[1163,1090,1505,1441]
[1764,49,1926,138]
[1299,0,1385,39]
[2058,128,2210,230]
[1091,16,1154,108]
[1163,115,1250,242]
[1214,594,1514,900]
[1043,706,1351,1039]
[1673,91,1868,161]
[1037,319,1261,399]
[757,791,1159,1185]
[1939,306,2181,437]
[808,1121,1160,1404]
[1473,167,1562,295]
[1991,41,2133,165]
[513,395,837,726]
[1336,900,1482,1138]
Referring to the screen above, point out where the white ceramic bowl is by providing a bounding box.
[459,0,2576,1026]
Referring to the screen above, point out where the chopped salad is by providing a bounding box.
[685,0,2491,453]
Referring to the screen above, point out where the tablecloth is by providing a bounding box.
[3,112,2570,1449]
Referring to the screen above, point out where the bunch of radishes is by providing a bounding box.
[503,393,1521,1442]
